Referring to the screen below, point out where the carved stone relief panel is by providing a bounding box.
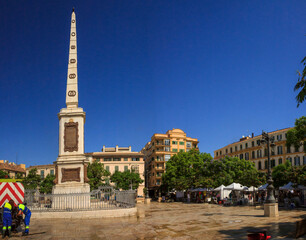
[64,122,78,152]
[61,167,81,183]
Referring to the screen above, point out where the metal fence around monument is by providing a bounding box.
[24,187,136,212]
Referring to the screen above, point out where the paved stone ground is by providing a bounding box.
[6,202,306,240]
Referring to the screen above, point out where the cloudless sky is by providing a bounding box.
[0,0,305,167]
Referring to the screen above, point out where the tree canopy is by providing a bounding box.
[22,168,41,190]
[39,174,55,194]
[110,170,143,190]
[286,116,306,153]
[87,161,110,190]
[0,170,10,179]
[162,149,265,191]
[295,56,306,107]
[272,160,306,188]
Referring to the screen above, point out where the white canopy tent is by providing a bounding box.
[280,182,294,191]
[244,186,258,191]
[224,183,246,191]
[258,183,268,190]
[213,185,230,200]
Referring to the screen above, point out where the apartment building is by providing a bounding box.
[142,129,199,195]
[0,160,26,178]
[86,146,145,196]
[26,164,55,179]
[214,128,306,171]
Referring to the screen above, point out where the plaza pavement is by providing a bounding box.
[7,202,306,240]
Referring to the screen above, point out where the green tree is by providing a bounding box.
[286,116,306,153]
[0,170,10,179]
[22,168,41,190]
[210,156,264,187]
[162,150,264,191]
[162,149,214,191]
[110,170,143,190]
[39,174,55,194]
[295,56,306,107]
[87,161,110,190]
[289,165,306,186]
[272,160,292,188]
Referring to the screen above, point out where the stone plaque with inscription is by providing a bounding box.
[64,122,78,152]
[61,167,81,183]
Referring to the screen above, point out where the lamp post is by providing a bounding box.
[261,131,279,217]
[261,131,276,203]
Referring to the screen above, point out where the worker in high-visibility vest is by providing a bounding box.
[2,201,13,238]
[17,203,31,236]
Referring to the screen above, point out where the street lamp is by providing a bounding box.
[260,131,276,203]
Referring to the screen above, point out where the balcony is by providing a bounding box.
[155,167,164,171]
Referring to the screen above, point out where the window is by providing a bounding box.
[179,149,184,152]
[115,166,119,172]
[165,147,170,152]
[186,142,191,148]
[106,166,110,172]
[104,158,111,161]
[172,141,177,145]
[271,159,275,168]
[230,147,233,153]
[303,156,306,165]
[277,146,283,155]
[50,170,54,175]
[179,141,184,145]
[40,170,44,179]
[257,140,261,146]
[164,139,170,145]
[131,165,139,173]
[124,166,128,171]
[132,158,139,161]
[265,160,268,169]
[258,161,262,170]
[113,158,121,161]
[264,148,268,157]
[216,152,218,157]
[252,151,255,159]
[245,143,248,149]
[172,148,178,152]
[287,157,292,165]
[124,158,128,161]
[165,155,171,161]
[226,149,228,154]
[287,147,291,153]
[257,150,262,158]
[252,141,255,147]
[220,151,222,155]
[278,158,282,165]
[240,145,242,150]
[245,153,249,160]
[295,146,299,152]
[235,146,238,152]
[294,157,300,166]
[239,154,243,160]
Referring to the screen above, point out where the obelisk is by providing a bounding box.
[53,9,90,196]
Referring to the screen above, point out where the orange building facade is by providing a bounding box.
[142,129,199,195]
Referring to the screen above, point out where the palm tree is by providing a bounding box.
[295,56,306,107]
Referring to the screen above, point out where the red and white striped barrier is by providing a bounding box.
[0,182,24,207]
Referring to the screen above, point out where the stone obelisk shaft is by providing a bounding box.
[66,9,78,108]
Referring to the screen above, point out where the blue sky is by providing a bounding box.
[0,1,305,167]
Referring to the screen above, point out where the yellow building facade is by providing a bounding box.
[26,164,55,179]
[0,160,26,178]
[142,129,199,194]
[214,128,305,171]
[86,146,145,196]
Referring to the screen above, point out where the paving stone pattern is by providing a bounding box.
[7,202,306,239]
